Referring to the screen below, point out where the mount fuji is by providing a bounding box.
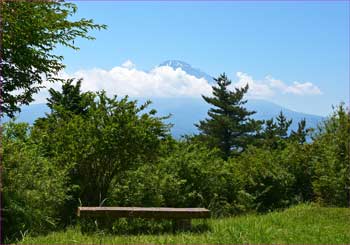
[159,60,214,83]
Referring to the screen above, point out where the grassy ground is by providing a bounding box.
[18,204,350,244]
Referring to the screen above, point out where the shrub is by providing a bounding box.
[231,146,295,212]
[310,104,350,206]
[107,164,165,207]
[2,122,68,241]
[32,91,171,222]
[157,142,236,216]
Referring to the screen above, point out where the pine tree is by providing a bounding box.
[261,118,278,148]
[275,111,292,138]
[195,73,262,159]
[261,111,293,149]
[46,78,90,116]
[290,118,308,144]
[34,79,92,129]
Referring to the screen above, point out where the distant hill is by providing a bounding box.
[3,98,324,139]
[147,97,324,138]
[2,103,50,125]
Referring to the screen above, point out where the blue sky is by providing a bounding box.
[55,1,349,116]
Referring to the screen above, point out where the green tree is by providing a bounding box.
[275,111,292,138]
[261,118,278,149]
[281,142,314,203]
[46,78,90,116]
[32,90,171,221]
[34,78,91,129]
[158,143,227,210]
[261,111,295,149]
[230,146,295,212]
[1,1,106,117]
[196,73,262,159]
[2,121,68,241]
[311,104,350,207]
[290,118,309,144]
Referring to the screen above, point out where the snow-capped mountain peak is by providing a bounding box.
[159,60,214,83]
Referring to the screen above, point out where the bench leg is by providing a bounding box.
[173,219,191,231]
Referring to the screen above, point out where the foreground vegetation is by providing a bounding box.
[2,1,350,244]
[3,80,350,242]
[17,204,350,244]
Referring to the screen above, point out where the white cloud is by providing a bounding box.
[121,59,135,69]
[267,76,286,90]
[232,73,322,98]
[286,81,322,95]
[33,60,212,103]
[32,61,322,103]
[265,75,322,95]
[233,72,274,98]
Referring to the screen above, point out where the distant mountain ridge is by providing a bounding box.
[148,97,323,138]
[2,60,325,138]
[4,98,324,139]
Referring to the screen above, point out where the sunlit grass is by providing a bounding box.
[18,204,350,244]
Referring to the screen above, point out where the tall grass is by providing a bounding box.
[17,204,350,244]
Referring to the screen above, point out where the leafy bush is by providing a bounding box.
[157,142,238,216]
[230,146,295,212]
[32,90,171,222]
[310,104,350,206]
[107,142,232,215]
[111,218,173,235]
[108,164,165,207]
[279,142,314,203]
[230,104,350,211]
[2,122,68,241]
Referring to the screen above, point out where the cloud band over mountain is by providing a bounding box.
[34,60,322,103]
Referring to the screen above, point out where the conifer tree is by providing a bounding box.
[262,118,278,148]
[47,78,90,116]
[290,118,308,144]
[34,79,92,129]
[261,111,293,149]
[275,111,292,138]
[196,73,262,159]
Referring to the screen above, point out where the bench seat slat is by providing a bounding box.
[77,207,210,219]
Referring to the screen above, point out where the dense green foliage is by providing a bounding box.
[33,81,171,222]
[260,111,293,149]
[2,122,68,241]
[311,104,350,207]
[18,204,350,244]
[1,1,106,117]
[4,95,349,242]
[107,142,235,216]
[3,78,349,242]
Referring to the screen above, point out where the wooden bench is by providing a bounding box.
[77,207,210,229]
